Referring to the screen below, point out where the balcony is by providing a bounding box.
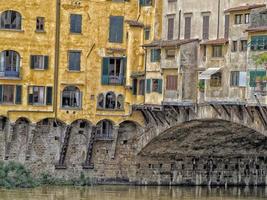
[0,70,20,79]
[102,75,124,85]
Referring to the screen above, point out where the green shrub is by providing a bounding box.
[0,161,37,189]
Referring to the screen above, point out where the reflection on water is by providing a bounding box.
[0,186,267,200]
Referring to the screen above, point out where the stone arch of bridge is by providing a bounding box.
[138,118,267,156]
[135,104,267,154]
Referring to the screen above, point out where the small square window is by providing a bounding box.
[68,51,81,71]
[230,71,240,87]
[36,17,45,32]
[166,49,176,59]
[244,13,250,24]
[234,14,242,24]
[212,45,223,57]
[240,40,247,51]
[232,41,237,52]
[151,49,161,62]
[210,72,222,87]
[70,14,82,33]
[144,27,150,40]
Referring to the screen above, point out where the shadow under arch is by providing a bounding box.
[139,119,267,157]
[15,117,31,124]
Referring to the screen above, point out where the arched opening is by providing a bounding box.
[117,94,124,110]
[96,120,113,139]
[105,92,116,109]
[0,10,22,30]
[0,116,8,131]
[7,117,30,161]
[0,50,20,77]
[61,86,81,108]
[136,119,267,186]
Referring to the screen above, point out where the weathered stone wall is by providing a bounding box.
[1,106,267,186]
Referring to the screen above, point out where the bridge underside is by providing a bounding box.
[135,120,267,186]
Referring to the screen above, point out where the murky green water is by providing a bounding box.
[0,186,267,200]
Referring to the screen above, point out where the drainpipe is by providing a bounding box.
[178,10,181,40]
[54,0,61,120]
[217,0,221,39]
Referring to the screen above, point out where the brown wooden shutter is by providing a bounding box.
[202,15,209,40]
[184,17,191,39]
[167,17,174,40]
[224,15,229,39]
[166,75,178,91]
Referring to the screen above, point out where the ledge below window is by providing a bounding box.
[96,108,124,112]
[0,28,24,32]
[0,76,21,80]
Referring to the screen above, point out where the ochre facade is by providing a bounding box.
[0,0,162,125]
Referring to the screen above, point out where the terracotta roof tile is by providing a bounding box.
[224,4,266,13]
[125,20,144,28]
[246,26,267,32]
[200,38,228,45]
[142,39,199,48]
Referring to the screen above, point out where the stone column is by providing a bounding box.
[4,122,15,160]
[25,123,36,160]
[110,125,120,159]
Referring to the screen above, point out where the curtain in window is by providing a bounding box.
[0,52,4,72]
[39,87,44,104]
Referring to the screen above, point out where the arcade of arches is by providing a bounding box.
[1,105,267,186]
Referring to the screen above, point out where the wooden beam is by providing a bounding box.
[154,112,165,125]
[244,106,254,122]
[147,109,159,126]
[210,104,221,116]
[170,105,179,116]
[221,105,231,118]
[255,107,267,129]
[141,109,149,124]
[158,111,171,126]
[232,105,243,121]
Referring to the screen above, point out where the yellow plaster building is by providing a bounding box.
[0,0,162,127]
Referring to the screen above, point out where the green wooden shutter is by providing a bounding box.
[102,58,109,85]
[0,85,2,103]
[46,86,53,105]
[44,56,49,69]
[122,57,127,85]
[249,70,266,87]
[70,14,82,33]
[30,55,35,69]
[132,79,137,95]
[15,85,22,104]
[158,79,163,94]
[146,79,151,93]
[28,87,33,105]
[109,16,124,43]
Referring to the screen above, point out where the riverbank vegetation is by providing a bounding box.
[0,161,92,189]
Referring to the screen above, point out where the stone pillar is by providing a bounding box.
[25,123,36,160]
[110,125,120,159]
[4,122,15,160]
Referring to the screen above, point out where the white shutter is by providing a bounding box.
[239,72,247,87]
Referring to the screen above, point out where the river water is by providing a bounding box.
[0,186,267,200]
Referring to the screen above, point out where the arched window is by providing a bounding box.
[97,93,104,109]
[0,10,21,30]
[117,94,124,109]
[96,120,113,139]
[105,92,116,109]
[61,86,81,108]
[0,50,20,77]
